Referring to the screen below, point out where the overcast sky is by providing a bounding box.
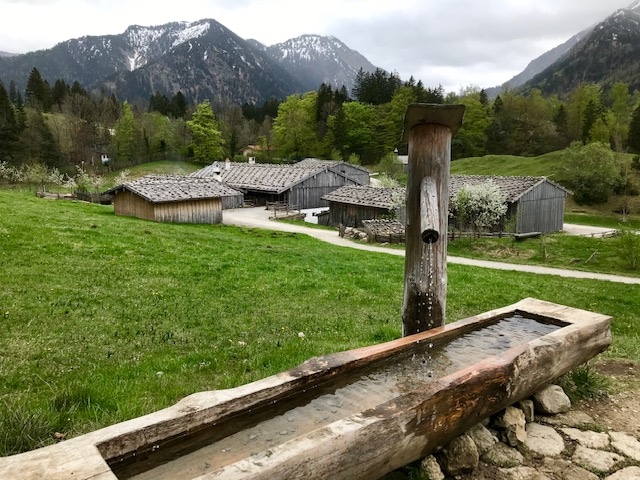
[0,0,632,92]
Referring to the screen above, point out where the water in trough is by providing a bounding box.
[114,314,561,479]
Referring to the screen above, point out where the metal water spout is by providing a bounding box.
[401,104,466,337]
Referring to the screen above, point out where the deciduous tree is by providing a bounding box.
[564,141,621,205]
[186,100,224,163]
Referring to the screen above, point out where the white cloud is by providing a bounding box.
[0,0,633,91]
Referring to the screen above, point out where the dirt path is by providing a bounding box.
[222,208,640,285]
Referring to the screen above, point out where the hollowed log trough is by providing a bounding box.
[0,298,611,480]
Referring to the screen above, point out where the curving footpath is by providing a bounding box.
[222,208,640,285]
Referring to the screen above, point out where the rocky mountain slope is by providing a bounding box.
[0,20,378,105]
[522,4,640,96]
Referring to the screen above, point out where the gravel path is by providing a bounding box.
[222,208,640,285]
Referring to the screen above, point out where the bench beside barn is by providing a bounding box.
[191,161,367,209]
[106,175,244,224]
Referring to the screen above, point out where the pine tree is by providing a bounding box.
[170,91,187,118]
[51,79,69,111]
[0,80,21,165]
[628,104,640,153]
[553,104,570,149]
[25,68,51,111]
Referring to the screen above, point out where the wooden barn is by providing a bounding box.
[295,158,371,185]
[191,161,366,209]
[320,185,405,227]
[106,175,244,224]
[321,176,570,234]
[450,175,571,234]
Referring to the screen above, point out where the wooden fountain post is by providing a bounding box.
[402,104,465,336]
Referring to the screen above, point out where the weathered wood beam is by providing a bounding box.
[402,104,466,336]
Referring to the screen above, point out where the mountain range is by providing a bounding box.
[2,2,639,106]
[493,1,640,97]
[0,19,378,105]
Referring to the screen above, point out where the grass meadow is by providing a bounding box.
[1,188,639,455]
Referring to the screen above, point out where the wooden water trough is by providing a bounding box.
[0,298,611,480]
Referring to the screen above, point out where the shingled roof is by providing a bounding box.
[324,176,570,208]
[296,158,371,173]
[191,161,352,193]
[322,185,405,209]
[106,175,242,203]
[449,175,571,202]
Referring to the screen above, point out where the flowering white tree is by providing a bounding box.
[451,180,508,236]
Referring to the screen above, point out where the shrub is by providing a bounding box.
[616,227,640,270]
[451,180,508,236]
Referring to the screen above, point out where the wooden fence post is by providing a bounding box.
[402,104,465,336]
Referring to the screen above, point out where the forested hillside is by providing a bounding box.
[2,65,640,210]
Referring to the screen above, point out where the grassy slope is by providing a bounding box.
[103,160,203,186]
[1,188,639,454]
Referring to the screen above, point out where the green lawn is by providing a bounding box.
[447,232,640,277]
[1,188,639,455]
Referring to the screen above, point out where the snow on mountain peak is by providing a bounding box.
[628,0,640,11]
[123,20,210,70]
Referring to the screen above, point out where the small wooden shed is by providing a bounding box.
[106,175,244,224]
[321,185,405,227]
[191,161,365,209]
[450,175,571,234]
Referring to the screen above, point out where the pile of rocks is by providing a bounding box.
[392,384,640,480]
[339,226,369,241]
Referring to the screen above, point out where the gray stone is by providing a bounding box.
[522,423,565,456]
[541,458,599,480]
[610,431,640,462]
[498,466,552,480]
[419,455,445,480]
[467,423,499,455]
[605,466,640,480]
[517,399,535,423]
[538,410,596,428]
[560,427,610,449]
[481,442,524,468]
[532,385,572,415]
[572,445,625,474]
[438,434,479,476]
[494,406,527,446]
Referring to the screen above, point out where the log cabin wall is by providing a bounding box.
[113,190,155,221]
[289,172,361,209]
[152,198,223,224]
[221,193,245,210]
[327,202,391,228]
[515,182,567,234]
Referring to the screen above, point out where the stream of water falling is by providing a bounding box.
[118,314,561,480]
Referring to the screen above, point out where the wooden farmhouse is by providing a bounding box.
[320,185,405,227]
[106,175,244,224]
[450,175,571,234]
[191,161,367,209]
